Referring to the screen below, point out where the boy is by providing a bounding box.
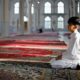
[50,16,80,68]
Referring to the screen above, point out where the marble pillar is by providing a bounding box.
[18,0,24,35]
[2,0,10,36]
[27,0,32,33]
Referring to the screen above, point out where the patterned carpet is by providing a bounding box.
[0,62,52,80]
[51,69,80,80]
[0,62,79,80]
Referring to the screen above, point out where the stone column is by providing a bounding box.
[2,0,10,37]
[34,1,40,32]
[34,3,38,31]
[69,0,77,16]
[37,2,40,29]
[27,0,32,33]
[72,0,76,16]
[69,0,73,17]
[18,0,24,35]
[75,0,78,15]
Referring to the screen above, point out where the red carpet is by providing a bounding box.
[0,39,66,62]
[0,47,62,63]
[0,40,67,50]
[0,47,61,58]
[0,40,67,46]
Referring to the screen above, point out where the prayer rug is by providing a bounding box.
[0,39,66,63]
[0,40,67,50]
[0,47,63,63]
[0,39,66,45]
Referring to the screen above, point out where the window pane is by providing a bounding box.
[57,1,64,13]
[58,17,64,29]
[24,16,28,22]
[14,2,19,14]
[31,4,34,14]
[58,21,64,29]
[45,21,51,29]
[78,2,79,13]
[44,2,51,13]
[45,17,51,29]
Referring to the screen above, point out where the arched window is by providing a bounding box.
[31,4,34,14]
[57,1,64,13]
[58,16,64,29]
[24,16,28,22]
[14,2,19,14]
[44,2,51,13]
[45,16,51,29]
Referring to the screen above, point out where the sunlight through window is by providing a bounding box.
[44,2,51,13]
[24,16,28,22]
[14,2,19,14]
[45,16,51,29]
[77,2,80,13]
[57,1,64,13]
[31,4,34,14]
[58,16,64,29]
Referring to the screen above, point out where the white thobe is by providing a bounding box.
[50,29,80,68]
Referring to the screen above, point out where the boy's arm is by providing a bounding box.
[77,38,80,50]
[79,39,80,51]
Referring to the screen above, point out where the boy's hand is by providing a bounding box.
[56,55,62,60]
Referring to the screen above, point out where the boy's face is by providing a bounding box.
[68,24,77,33]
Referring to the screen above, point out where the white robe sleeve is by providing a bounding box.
[76,36,80,51]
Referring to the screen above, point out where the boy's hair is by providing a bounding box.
[68,16,80,25]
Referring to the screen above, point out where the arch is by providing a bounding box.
[44,2,51,13]
[44,16,51,29]
[14,2,19,14]
[58,16,64,29]
[57,1,64,13]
